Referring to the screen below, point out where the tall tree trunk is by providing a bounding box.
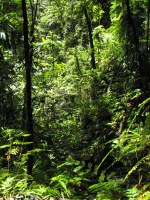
[84,7,96,69]
[22,0,34,176]
[146,0,150,85]
[84,6,98,99]
[98,0,111,28]
[125,0,139,47]
[125,0,150,94]
[125,0,144,89]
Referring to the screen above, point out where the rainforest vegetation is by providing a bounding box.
[0,0,150,199]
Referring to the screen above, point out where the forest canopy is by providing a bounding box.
[0,0,150,199]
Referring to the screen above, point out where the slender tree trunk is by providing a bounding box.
[84,7,96,69]
[125,0,150,94]
[125,0,139,47]
[98,0,111,28]
[22,0,34,176]
[29,0,38,64]
[146,0,150,82]
[84,7,98,99]
[125,0,144,90]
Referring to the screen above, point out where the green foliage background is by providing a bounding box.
[0,0,150,199]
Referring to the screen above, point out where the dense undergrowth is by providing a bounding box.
[0,0,150,199]
[0,97,149,199]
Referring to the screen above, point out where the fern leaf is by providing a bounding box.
[124,155,150,181]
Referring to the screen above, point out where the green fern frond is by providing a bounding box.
[0,144,10,149]
[141,191,150,200]
[50,174,71,197]
[124,155,150,181]
[127,97,150,132]
[125,187,139,199]
[2,129,30,139]
[96,145,118,172]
